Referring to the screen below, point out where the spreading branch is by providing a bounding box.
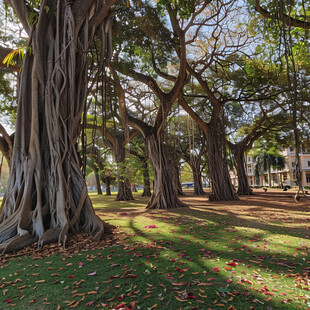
[255,0,310,29]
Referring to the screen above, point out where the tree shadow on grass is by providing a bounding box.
[124,213,308,309]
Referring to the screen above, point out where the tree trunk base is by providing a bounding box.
[142,188,151,196]
[208,193,239,202]
[194,188,205,195]
[237,188,253,195]
[146,193,187,209]
[116,178,134,201]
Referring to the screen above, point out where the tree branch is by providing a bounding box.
[151,51,176,82]
[255,0,310,29]
[109,64,152,138]
[178,94,208,137]
[4,0,31,35]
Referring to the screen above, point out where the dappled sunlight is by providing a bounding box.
[114,207,310,308]
[1,192,309,309]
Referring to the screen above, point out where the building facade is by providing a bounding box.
[230,148,310,188]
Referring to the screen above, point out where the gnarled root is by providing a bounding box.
[1,232,38,255]
[146,192,187,209]
[37,226,62,249]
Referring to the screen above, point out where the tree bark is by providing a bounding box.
[141,159,151,196]
[113,136,133,201]
[104,176,112,196]
[171,162,185,196]
[230,144,252,195]
[206,119,238,201]
[179,94,238,202]
[146,133,186,209]
[97,161,112,196]
[190,156,205,195]
[89,163,103,195]
[0,125,14,170]
[0,1,115,254]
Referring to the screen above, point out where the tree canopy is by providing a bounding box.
[0,0,309,252]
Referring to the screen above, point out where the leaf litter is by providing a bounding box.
[1,191,310,309]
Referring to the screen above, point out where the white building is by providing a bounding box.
[230,148,310,188]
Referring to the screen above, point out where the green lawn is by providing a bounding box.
[0,192,310,309]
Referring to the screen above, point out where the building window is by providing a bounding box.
[290,147,294,152]
[248,166,252,173]
[307,175,310,184]
[292,162,295,167]
[248,157,251,162]
[308,161,310,167]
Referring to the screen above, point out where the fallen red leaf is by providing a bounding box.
[143,225,158,229]
[186,292,196,299]
[109,274,120,279]
[226,262,238,267]
[117,294,124,301]
[172,282,187,286]
[86,301,95,307]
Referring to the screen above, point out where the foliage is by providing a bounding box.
[2,46,26,68]
[253,145,286,178]
[113,0,175,76]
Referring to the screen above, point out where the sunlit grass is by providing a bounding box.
[0,193,310,309]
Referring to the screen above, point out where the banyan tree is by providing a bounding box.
[0,0,116,254]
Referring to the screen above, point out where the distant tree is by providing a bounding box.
[252,0,310,194]
[254,147,285,188]
[128,136,152,197]
[110,2,189,209]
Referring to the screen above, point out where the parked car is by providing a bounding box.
[181,182,194,188]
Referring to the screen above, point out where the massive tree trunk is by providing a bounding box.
[190,156,205,196]
[113,136,133,201]
[97,161,112,196]
[104,176,112,196]
[206,119,238,201]
[179,93,238,202]
[141,160,151,197]
[0,1,115,254]
[230,144,252,195]
[89,163,103,195]
[146,133,186,209]
[105,133,133,201]
[171,162,185,196]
